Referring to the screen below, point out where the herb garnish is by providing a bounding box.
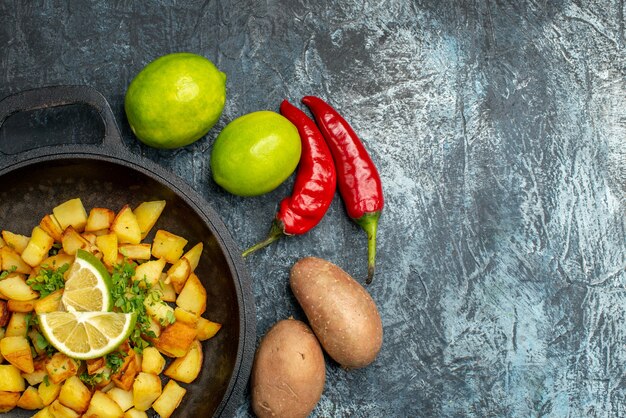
[48,243,62,256]
[79,371,103,387]
[78,350,127,387]
[26,263,70,297]
[166,309,176,325]
[106,350,127,374]
[110,260,157,353]
[0,266,17,280]
[144,284,176,327]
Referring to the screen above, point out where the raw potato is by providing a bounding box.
[290,257,383,369]
[251,319,325,418]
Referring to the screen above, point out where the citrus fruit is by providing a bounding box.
[38,311,136,359]
[210,111,301,196]
[62,250,112,312]
[125,52,227,149]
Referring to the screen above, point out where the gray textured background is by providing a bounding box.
[1,1,626,417]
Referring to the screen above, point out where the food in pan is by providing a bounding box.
[0,198,222,416]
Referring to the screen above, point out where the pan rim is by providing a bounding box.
[0,147,256,418]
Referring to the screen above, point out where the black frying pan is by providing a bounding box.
[0,85,255,417]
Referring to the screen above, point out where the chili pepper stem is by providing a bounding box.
[355,212,380,284]
[242,222,284,257]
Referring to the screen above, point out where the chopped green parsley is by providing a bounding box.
[26,263,69,297]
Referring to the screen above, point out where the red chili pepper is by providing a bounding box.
[242,100,337,257]
[302,96,384,284]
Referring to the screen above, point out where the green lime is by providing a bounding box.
[210,111,301,196]
[62,249,112,312]
[39,311,136,360]
[125,52,227,149]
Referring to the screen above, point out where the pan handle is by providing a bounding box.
[0,85,124,152]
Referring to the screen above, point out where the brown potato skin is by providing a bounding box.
[290,257,383,369]
[251,319,325,418]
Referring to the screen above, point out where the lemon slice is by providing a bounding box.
[62,249,112,312]
[39,311,136,359]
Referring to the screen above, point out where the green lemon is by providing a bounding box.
[125,52,226,149]
[211,111,302,196]
[39,312,137,360]
[62,249,112,312]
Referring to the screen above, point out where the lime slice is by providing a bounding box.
[62,249,112,312]
[39,311,136,359]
